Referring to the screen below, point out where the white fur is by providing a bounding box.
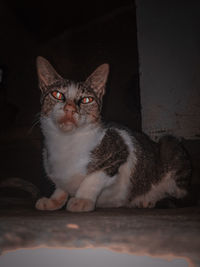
[76,171,116,202]
[130,171,187,208]
[41,116,105,196]
[65,82,79,99]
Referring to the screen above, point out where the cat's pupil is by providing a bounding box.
[81,97,93,104]
[51,90,65,101]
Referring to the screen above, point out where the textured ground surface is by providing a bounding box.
[0,204,200,266]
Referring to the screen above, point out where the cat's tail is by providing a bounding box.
[0,177,41,200]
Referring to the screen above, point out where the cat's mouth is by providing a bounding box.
[57,114,78,132]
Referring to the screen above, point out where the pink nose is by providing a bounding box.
[63,102,76,113]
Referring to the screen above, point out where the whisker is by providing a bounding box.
[28,113,41,135]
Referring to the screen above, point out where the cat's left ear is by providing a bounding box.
[85,64,109,99]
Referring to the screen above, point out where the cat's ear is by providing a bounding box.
[36,56,62,91]
[85,64,109,98]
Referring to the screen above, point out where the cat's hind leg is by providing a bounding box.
[130,171,178,208]
[130,170,188,209]
[35,188,68,211]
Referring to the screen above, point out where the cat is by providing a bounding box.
[35,56,191,212]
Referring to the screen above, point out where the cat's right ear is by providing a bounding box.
[36,56,62,92]
[85,64,109,99]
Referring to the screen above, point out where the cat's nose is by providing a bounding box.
[63,102,77,113]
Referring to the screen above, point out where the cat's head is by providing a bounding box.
[36,57,109,132]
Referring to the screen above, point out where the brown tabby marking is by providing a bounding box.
[129,133,160,199]
[42,97,57,115]
[88,129,129,176]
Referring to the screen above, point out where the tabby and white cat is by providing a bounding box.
[35,56,191,212]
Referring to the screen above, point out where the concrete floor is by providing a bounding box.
[0,203,200,266]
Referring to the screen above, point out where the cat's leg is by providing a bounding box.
[67,171,114,212]
[35,188,68,211]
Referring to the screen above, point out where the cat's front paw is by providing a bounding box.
[35,197,66,211]
[67,198,95,212]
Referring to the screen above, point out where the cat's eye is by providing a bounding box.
[81,97,94,104]
[51,90,65,101]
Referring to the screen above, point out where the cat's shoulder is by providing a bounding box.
[100,122,136,152]
[102,122,142,142]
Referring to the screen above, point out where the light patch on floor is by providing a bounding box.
[0,248,188,267]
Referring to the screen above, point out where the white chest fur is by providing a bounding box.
[41,118,104,193]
